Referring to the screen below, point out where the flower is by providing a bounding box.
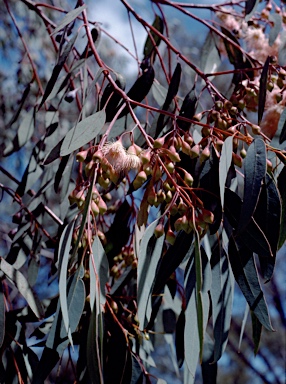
[102,141,142,173]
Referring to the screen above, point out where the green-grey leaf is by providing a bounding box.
[245,0,259,21]
[4,110,34,156]
[238,138,266,232]
[60,110,106,155]
[258,56,270,124]
[137,218,164,329]
[90,235,109,311]
[0,285,5,348]
[58,221,75,346]
[0,258,44,318]
[219,136,233,209]
[152,81,168,107]
[269,13,282,47]
[278,108,286,144]
[51,5,87,36]
[210,242,234,362]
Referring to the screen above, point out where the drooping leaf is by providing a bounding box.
[58,221,75,347]
[0,258,44,319]
[254,174,281,280]
[80,26,101,59]
[201,333,218,384]
[137,218,165,329]
[0,284,5,348]
[177,86,197,132]
[278,30,286,66]
[51,5,87,36]
[258,56,270,124]
[152,81,168,106]
[6,83,30,130]
[60,110,106,155]
[143,15,164,59]
[198,146,222,234]
[210,240,234,362]
[90,234,109,310]
[131,353,144,384]
[155,63,182,137]
[162,309,177,334]
[245,0,259,21]
[238,138,266,232]
[251,311,262,355]
[86,310,104,384]
[278,166,286,248]
[200,31,221,75]
[175,310,185,368]
[4,109,35,156]
[184,243,211,379]
[219,136,233,209]
[39,32,78,109]
[152,231,194,298]
[228,236,273,330]
[117,66,155,118]
[100,73,126,122]
[224,188,272,258]
[269,13,282,47]
[221,27,243,67]
[278,108,286,144]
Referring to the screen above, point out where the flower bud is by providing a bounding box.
[200,146,210,162]
[154,223,165,238]
[166,229,176,245]
[190,144,200,158]
[184,171,194,187]
[153,137,165,149]
[76,149,89,162]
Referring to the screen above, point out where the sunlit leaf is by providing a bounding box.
[219,136,233,209]
[51,5,87,36]
[137,218,164,329]
[0,258,44,318]
[58,220,75,347]
[60,110,106,155]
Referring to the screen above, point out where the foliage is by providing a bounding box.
[0,0,286,383]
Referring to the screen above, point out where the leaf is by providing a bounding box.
[245,0,259,21]
[254,174,281,280]
[155,63,182,137]
[221,27,243,67]
[0,284,5,348]
[162,309,176,334]
[137,218,165,329]
[90,234,109,310]
[152,81,168,106]
[184,244,211,378]
[0,258,44,318]
[224,188,272,258]
[175,310,185,367]
[39,32,78,109]
[177,86,197,132]
[58,221,75,347]
[228,236,273,330]
[6,83,30,130]
[278,166,286,248]
[60,110,106,155]
[278,30,286,66]
[200,32,221,75]
[238,138,266,232]
[219,136,233,209]
[201,333,218,384]
[152,231,194,298]
[251,311,262,355]
[143,15,164,58]
[258,56,270,125]
[86,311,104,384]
[131,354,144,384]
[278,108,286,144]
[43,138,63,165]
[269,13,282,46]
[51,5,87,36]
[210,240,234,362]
[4,109,35,156]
